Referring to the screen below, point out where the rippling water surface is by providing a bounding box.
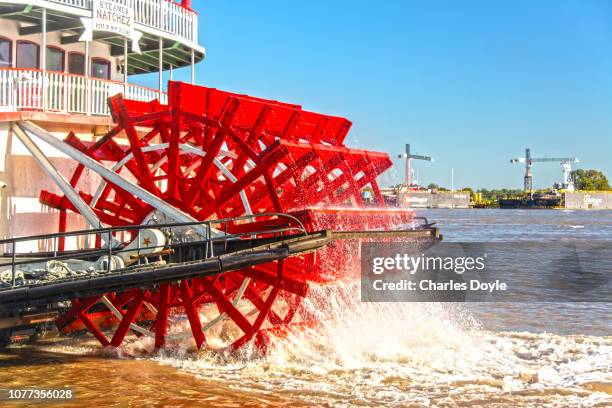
[0,209,610,407]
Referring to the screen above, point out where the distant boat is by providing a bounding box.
[498,191,562,209]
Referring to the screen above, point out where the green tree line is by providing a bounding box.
[570,169,611,191]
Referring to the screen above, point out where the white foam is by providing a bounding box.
[147,281,612,406]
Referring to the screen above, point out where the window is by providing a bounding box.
[91,58,110,79]
[16,41,39,69]
[46,46,64,72]
[0,37,11,68]
[68,52,85,75]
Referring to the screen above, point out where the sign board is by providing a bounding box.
[80,0,143,53]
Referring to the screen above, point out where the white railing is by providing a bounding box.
[0,68,166,116]
[45,0,197,44]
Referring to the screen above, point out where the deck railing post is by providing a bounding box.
[63,73,69,112]
[123,37,128,96]
[158,37,163,99]
[85,41,90,115]
[224,221,228,253]
[11,239,16,287]
[12,72,17,110]
[190,49,195,84]
[207,221,213,258]
[41,8,47,111]
[107,230,112,273]
[136,229,141,265]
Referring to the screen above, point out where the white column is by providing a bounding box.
[169,64,173,81]
[41,8,46,110]
[158,37,163,99]
[190,49,195,84]
[123,37,128,95]
[85,41,90,115]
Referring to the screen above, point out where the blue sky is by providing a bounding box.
[135,0,612,189]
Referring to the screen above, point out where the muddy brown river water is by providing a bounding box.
[0,209,610,407]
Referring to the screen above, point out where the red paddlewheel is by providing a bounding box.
[55,269,309,351]
[41,81,414,352]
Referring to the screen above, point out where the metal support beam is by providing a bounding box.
[11,125,105,234]
[85,40,90,115]
[111,40,180,55]
[20,21,82,36]
[123,38,128,91]
[124,52,182,71]
[158,37,163,99]
[101,296,154,337]
[113,54,154,74]
[191,49,195,84]
[0,5,32,18]
[61,32,121,45]
[41,8,46,111]
[17,121,210,237]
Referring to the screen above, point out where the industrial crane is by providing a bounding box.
[510,148,579,192]
[398,144,433,188]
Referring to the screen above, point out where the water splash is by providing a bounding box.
[148,281,611,406]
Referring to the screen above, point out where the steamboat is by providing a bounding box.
[0,0,440,351]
